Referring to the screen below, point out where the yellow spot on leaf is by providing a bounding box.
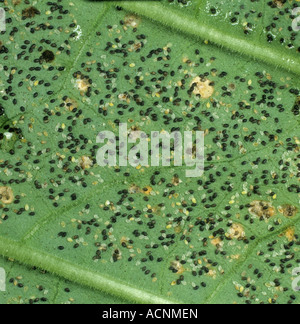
[174,226,182,234]
[172,175,182,186]
[227,223,245,240]
[171,261,185,275]
[64,98,78,112]
[273,0,285,8]
[280,227,296,242]
[211,237,223,247]
[249,201,276,219]
[0,187,14,204]
[190,77,214,99]
[124,14,141,28]
[79,156,93,170]
[278,205,298,218]
[143,186,153,195]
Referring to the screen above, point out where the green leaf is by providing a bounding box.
[0,257,126,304]
[0,0,299,304]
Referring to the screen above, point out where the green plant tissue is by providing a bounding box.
[0,0,299,305]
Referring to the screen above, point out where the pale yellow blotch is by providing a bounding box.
[74,75,90,95]
[266,73,272,80]
[128,184,152,196]
[249,201,276,219]
[227,223,245,240]
[280,227,296,242]
[79,156,93,170]
[208,270,217,279]
[190,77,214,99]
[118,93,131,104]
[124,14,141,28]
[64,98,78,112]
[211,237,223,247]
[133,42,142,52]
[278,205,298,218]
[273,0,285,8]
[171,261,185,275]
[76,79,89,92]
[231,254,241,260]
[0,187,14,204]
[128,184,141,194]
[174,226,182,234]
[143,186,153,196]
[172,175,182,187]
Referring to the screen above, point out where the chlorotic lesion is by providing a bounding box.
[190,77,214,99]
[63,97,78,112]
[273,0,285,9]
[79,156,93,170]
[72,73,92,95]
[0,186,14,205]
[211,237,223,247]
[172,175,182,186]
[124,14,141,28]
[280,227,296,242]
[248,200,276,220]
[129,184,153,196]
[170,260,185,275]
[227,223,246,240]
[278,205,298,218]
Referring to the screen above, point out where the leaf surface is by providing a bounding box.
[0,0,299,304]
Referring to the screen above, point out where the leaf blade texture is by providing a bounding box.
[0,0,299,304]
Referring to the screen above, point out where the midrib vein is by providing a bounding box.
[1,1,299,304]
[0,236,178,304]
[1,216,298,304]
[117,2,300,76]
